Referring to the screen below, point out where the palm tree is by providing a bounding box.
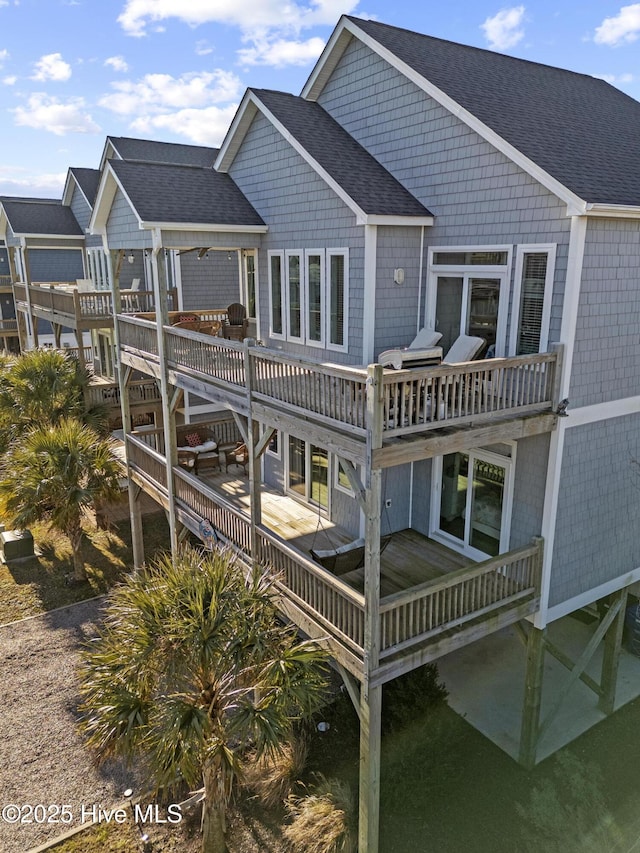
[0,348,106,451]
[0,418,122,581]
[78,545,328,853]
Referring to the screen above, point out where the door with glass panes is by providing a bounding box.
[287,437,329,511]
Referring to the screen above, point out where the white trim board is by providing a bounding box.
[546,566,640,624]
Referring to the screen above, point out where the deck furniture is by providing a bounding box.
[176,424,220,475]
[229,442,249,474]
[222,303,248,341]
[378,328,443,369]
[442,334,485,363]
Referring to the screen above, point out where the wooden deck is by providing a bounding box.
[201,468,471,597]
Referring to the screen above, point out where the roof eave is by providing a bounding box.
[215,91,258,173]
[139,221,268,233]
[89,163,143,235]
[584,202,640,219]
[364,214,434,226]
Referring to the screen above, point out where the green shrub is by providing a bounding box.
[382,662,448,733]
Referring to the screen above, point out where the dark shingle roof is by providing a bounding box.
[69,168,101,206]
[108,136,219,168]
[0,198,83,236]
[109,160,265,226]
[348,17,640,207]
[252,89,432,217]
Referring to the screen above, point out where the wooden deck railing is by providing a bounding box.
[124,439,542,667]
[382,353,558,437]
[85,379,161,409]
[0,318,18,333]
[119,315,559,442]
[379,539,543,656]
[256,527,366,654]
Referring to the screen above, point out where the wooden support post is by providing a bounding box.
[336,663,361,719]
[359,682,382,853]
[71,289,85,369]
[244,339,262,576]
[358,363,384,853]
[53,323,62,349]
[21,246,38,349]
[599,589,628,715]
[150,236,178,556]
[519,625,546,769]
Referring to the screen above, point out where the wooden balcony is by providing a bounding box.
[85,377,162,413]
[0,275,13,293]
[125,432,543,681]
[0,317,19,337]
[12,282,177,332]
[118,315,561,464]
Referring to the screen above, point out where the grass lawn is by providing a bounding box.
[0,509,170,624]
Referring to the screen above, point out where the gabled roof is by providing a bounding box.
[216,89,433,225]
[91,160,266,233]
[0,197,83,237]
[100,136,218,170]
[62,167,101,208]
[303,16,640,211]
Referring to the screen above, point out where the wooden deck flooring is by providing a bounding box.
[201,469,473,598]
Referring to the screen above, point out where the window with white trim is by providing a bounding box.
[268,251,284,339]
[509,244,556,356]
[268,248,348,351]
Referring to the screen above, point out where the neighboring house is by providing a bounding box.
[0,196,87,352]
[27,16,640,851]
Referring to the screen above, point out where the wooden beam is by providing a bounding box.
[336,663,362,719]
[519,626,546,769]
[337,457,367,514]
[374,413,557,468]
[536,599,622,746]
[255,426,277,459]
[231,411,248,445]
[599,589,628,715]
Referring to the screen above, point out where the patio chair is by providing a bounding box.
[176,424,220,476]
[222,303,249,341]
[442,334,486,363]
[378,328,443,370]
[229,442,249,474]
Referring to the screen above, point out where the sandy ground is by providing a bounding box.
[0,598,142,853]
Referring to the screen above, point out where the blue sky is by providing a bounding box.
[1,0,639,197]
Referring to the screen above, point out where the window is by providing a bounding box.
[334,456,357,496]
[306,251,324,346]
[269,252,284,338]
[244,251,257,320]
[268,248,347,351]
[287,437,329,510]
[266,430,280,458]
[328,250,347,349]
[510,245,556,356]
[431,443,515,559]
[286,251,303,342]
[428,246,511,357]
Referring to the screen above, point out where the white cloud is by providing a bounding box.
[2,75,16,85]
[593,72,634,84]
[0,48,8,66]
[131,103,239,145]
[118,0,358,36]
[31,52,72,82]
[105,55,129,72]
[481,6,526,51]
[0,165,66,197]
[12,93,100,135]
[594,4,640,46]
[195,39,213,56]
[238,35,326,67]
[99,69,242,115]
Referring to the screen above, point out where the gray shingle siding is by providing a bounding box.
[550,416,640,607]
[28,249,84,282]
[570,218,640,408]
[317,38,570,352]
[509,434,549,549]
[106,189,151,249]
[179,252,240,310]
[228,111,365,365]
[374,226,425,353]
[69,185,91,234]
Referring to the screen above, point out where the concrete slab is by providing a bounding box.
[437,613,640,764]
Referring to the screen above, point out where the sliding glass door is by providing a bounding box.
[287,437,329,511]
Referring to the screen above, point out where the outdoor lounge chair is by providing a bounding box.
[378,328,443,370]
[442,334,485,363]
